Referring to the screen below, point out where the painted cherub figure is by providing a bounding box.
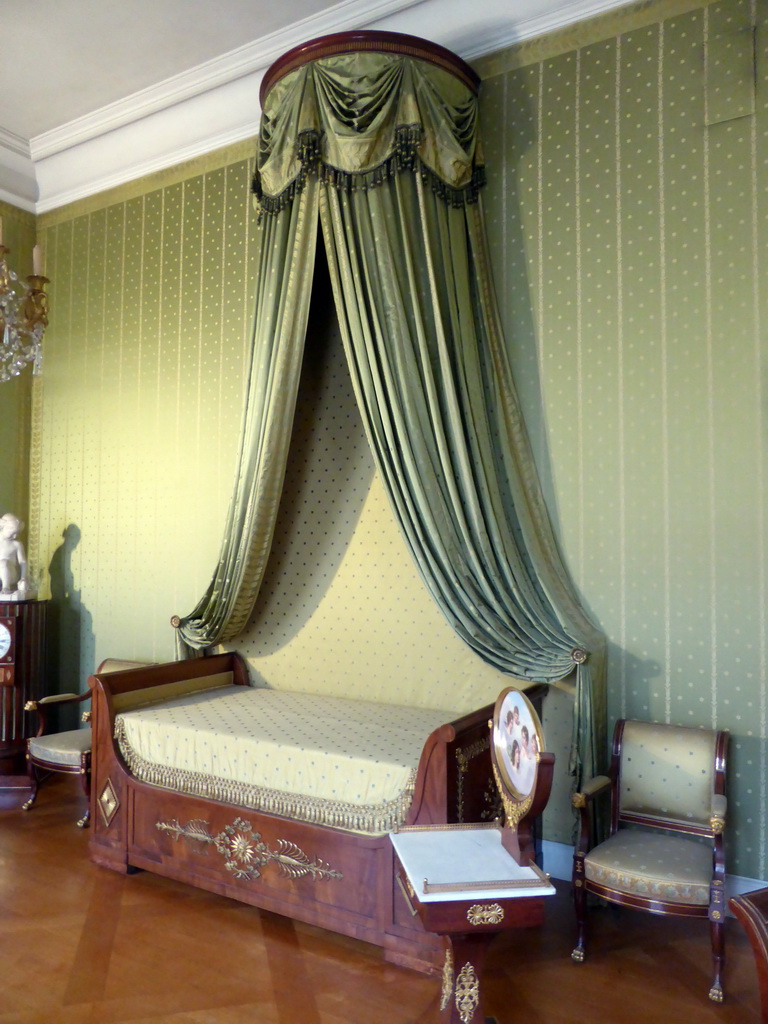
[0,513,29,597]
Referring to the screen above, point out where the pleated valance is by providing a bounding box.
[254,39,485,215]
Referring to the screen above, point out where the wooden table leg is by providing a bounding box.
[440,933,494,1024]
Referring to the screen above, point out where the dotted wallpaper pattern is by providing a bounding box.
[482,0,766,877]
[25,0,767,870]
[33,159,258,676]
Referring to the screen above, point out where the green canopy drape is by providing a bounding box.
[174,32,606,787]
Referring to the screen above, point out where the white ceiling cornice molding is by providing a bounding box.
[29,0,637,214]
[449,0,640,59]
[0,128,36,212]
[31,0,424,163]
[0,127,31,159]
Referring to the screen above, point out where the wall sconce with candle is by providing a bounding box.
[0,216,49,382]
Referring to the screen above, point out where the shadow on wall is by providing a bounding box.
[45,524,94,728]
[540,647,661,846]
[606,641,663,724]
[482,62,605,640]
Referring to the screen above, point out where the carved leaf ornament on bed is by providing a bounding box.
[156,817,343,882]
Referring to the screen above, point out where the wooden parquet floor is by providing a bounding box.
[0,775,761,1024]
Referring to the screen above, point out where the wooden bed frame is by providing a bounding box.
[87,652,513,974]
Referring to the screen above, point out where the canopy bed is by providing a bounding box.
[88,651,526,971]
[89,29,606,973]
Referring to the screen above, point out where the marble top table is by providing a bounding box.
[391,824,555,1024]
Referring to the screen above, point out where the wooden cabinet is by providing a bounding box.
[0,599,46,779]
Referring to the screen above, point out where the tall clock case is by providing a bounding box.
[0,600,47,776]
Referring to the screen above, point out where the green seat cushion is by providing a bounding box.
[584,829,712,905]
[29,729,91,766]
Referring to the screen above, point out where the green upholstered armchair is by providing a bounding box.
[571,719,729,1003]
[22,658,150,828]
[23,689,93,827]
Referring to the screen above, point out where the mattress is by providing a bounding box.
[115,686,457,834]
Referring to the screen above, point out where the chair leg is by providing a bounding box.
[21,754,40,811]
[77,759,91,828]
[709,918,725,1003]
[572,876,587,962]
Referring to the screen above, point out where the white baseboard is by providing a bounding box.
[541,840,575,882]
[541,839,767,910]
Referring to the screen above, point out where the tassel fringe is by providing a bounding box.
[115,717,417,836]
[252,125,485,217]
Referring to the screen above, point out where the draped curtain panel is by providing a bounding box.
[172,182,319,653]
[174,33,606,787]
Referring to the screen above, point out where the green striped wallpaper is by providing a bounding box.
[34,158,257,666]
[482,0,766,876]
[0,200,36,522]
[24,0,767,876]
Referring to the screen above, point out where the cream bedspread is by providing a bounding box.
[115,687,457,834]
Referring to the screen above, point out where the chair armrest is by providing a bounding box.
[711,793,727,834]
[572,775,612,857]
[26,692,82,709]
[25,691,92,736]
[571,775,611,809]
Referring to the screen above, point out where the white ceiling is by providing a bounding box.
[0,0,346,140]
[0,0,631,213]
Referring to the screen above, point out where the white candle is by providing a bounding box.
[32,244,43,276]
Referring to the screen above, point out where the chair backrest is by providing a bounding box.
[614,719,726,832]
[97,658,153,674]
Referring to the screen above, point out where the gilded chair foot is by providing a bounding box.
[708,982,723,1003]
[77,812,90,828]
[22,797,35,811]
[571,946,585,963]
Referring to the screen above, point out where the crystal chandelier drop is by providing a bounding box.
[0,223,49,383]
